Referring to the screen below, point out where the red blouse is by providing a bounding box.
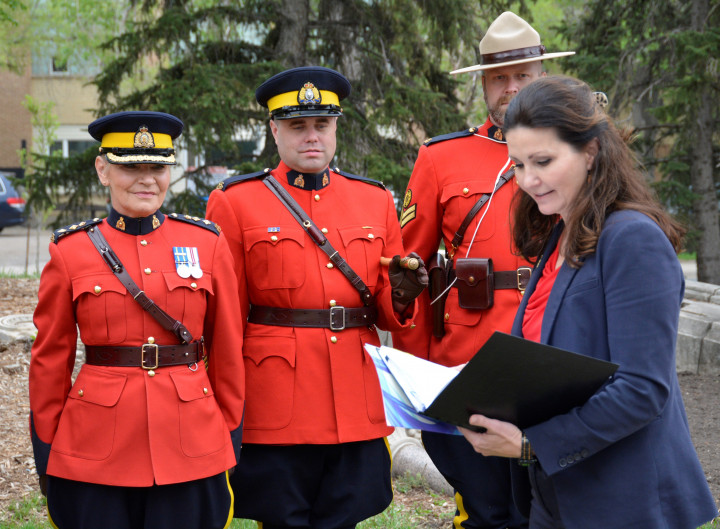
[522,240,563,342]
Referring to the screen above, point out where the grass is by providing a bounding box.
[2,485,717,529]
[1,473,452,529]
[0,270,41,279]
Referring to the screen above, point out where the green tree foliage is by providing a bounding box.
[558,0,720,282]
[91,0,523,213]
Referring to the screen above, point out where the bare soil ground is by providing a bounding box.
[1,277,718,525]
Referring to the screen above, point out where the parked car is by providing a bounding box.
[0,172,26,232]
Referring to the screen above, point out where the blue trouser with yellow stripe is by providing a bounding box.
[423,431,528,529]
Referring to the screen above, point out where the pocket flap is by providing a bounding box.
[454,258,492,285]
[162,270,214,295]
[243,332,297,368]
[440,181,494,203]
[244,225,305,251]
[69,367,127,407]
[170,368,215,402]
[337,226,386,245]
[71,273,125,301]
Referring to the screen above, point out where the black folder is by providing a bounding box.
[422,332,619,431]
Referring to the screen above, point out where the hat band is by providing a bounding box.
[482,44,546,65]
[101,132,173,149]
[267,90,340,114]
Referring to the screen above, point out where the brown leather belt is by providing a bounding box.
[450,267,532,291]
[85,341,203,369]
[248,305,378,331]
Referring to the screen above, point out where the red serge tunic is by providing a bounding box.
[393,119,532,366]
[206,162,414,445]
[29,212,245,486]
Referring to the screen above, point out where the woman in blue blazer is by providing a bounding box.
[459,76,718,529]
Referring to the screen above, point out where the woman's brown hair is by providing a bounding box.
[504,76,685,267]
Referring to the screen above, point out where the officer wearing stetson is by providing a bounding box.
[206,66,428,529]
[29,111,245,529]
[392,12,575,529]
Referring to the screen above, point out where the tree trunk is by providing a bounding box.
[275,0,309,66]
[690,0,720,284]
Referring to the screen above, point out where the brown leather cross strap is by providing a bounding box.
[248,305,378,331]
[447,166,515,259]
[449,267,532,291]
[262,175,374,307]
[85,342,203,369]
[85,225,194,344]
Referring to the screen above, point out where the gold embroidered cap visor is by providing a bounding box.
[256,66,351,120]
[450,11,575,75]
[88,111,184,165]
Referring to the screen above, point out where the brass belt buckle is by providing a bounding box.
[329,306,346,331]
[517,267,532,292]
[141,343,159,369]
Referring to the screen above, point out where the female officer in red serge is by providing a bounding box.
[206,66,427,529]
[29,111,245,529]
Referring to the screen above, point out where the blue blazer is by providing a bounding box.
[511,210,717,529]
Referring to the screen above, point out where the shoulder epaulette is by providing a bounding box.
[51,218,103,244]
[215,168,271,192]
[423,127,478,147]
[167,213,221,235]
[333,167,386,189]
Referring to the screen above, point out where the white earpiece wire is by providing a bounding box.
[430,157,512,305]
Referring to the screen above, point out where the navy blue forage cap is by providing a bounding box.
[88,111,184,165]
[255,66,351,120]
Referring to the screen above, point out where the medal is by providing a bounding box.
[173,246,200,278]
[188,247,203,278]
[177,264,191,278]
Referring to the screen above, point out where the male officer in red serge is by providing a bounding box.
[206,66,428,529]
[29,111,245,529]
[392,12,575,529]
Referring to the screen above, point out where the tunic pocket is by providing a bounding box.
[440,182,496,242]
[162,271,212,332]
[170,367,228,458]
[72,274,128,344]
[51,365,127,460]
[244,226,306,290]
[242,330,297,430]
[338,226,387,289]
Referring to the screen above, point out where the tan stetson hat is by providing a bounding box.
[450,12,575,75]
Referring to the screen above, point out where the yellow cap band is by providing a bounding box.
[100,132,173,149]
[267,90,340,113]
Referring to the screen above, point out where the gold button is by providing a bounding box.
[144,268,152,275]
[444,313,450,321]
[367,233,374,239]
[321,228,328,234]
[140,240,148,246]
[329,300,337,307]
[330,336,338,343]
[271,235,278,242]
[78,389,84,397]
[327,263,334,269]
[94,285,102,294]
[463,187,469,195]
[148,337,155,344]
[191,282,197,289]
[148,370,155,377]
[203,387,208,395]
[314,194,320,201]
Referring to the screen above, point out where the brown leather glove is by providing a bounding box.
[389,252,428,312]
